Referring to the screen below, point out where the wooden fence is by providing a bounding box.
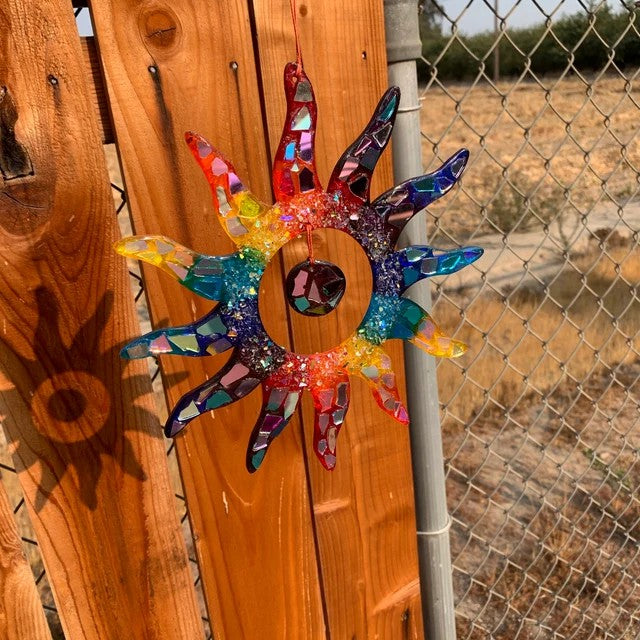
[0,1,424,638]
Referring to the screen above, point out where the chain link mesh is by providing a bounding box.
[420,0,640,637]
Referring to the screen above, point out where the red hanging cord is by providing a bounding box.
[306,224,315,264]
[290,0,304,76]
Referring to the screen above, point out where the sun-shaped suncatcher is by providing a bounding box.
[116,61,482,472]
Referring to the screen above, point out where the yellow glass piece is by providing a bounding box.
[412,319,467,358]
[115,236,196,282]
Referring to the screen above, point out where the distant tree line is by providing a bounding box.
[418,3,640,81]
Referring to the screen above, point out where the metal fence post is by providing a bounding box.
[383,2,457,638]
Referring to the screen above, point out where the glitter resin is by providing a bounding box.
[116,62,483,472]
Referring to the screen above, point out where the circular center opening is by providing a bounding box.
[259,228,373,354]
[285,259,346,316]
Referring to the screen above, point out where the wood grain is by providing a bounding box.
[0,1,203,638]
[252,1,425,637]
[0,474,51,640]
[88,1,326,637]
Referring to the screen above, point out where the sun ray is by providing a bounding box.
[272,62,321,200]
[116,235,230,301]
[165,353,266,437]
[345,338,408,424]
[310,373,350,470]
[328,87,400,205]
[116,59,481,471]
[391,298,467,358]
[185,131,268,241]
[120,308,235,359]
[116,236,266,302]
[372,149,469,243]
[392,245,483,294]
[247,380,301,471]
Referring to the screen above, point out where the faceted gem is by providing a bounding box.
[285,259,346,316]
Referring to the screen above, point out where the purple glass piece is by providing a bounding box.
[247,384,301,471]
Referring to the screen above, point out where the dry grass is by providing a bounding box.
[433,238,640,636]
[423,73,640,638]
[437,237,640,422]
[420,73,640,239]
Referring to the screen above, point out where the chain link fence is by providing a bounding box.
[419,0,640,637]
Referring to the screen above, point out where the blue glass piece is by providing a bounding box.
[284,141,296,161]
[372,149,470,242]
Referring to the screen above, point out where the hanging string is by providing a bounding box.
[293,0,311,259]
[306,224,315,264]
[289,0,304,76]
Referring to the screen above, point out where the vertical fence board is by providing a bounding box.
[88,1,326,637]
[0,2,203,639]
[252,1,425,637]
[0,475,51,640]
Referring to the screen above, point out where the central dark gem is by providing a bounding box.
[285,259,346,316]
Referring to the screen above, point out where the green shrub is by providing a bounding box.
[420,3,640,82]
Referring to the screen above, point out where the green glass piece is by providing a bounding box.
[284,392,299,419]
[292,107,312,131]
[413,176,437,193]
[405,247,424,262]
[295,297,310,311]
[206,390,233,410]
[197,315,227,336]
[178,401,200,421]
[168,334,200,353]
[381,94,397,121]
[252,449,267,468]
[240,198,261,219]
[404,303,423,326]
[361,365,379,379]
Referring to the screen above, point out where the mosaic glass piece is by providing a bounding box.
[311,374,350,470]
[285,259,346,316]
[117,59,483,472]
[247,383,301,471]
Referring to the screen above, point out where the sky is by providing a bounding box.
[76,1,595,37]
[435,0,589,35]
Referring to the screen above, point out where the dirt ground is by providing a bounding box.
[420,72,640,242]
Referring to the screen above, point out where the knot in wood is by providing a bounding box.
[140,7,179,51]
